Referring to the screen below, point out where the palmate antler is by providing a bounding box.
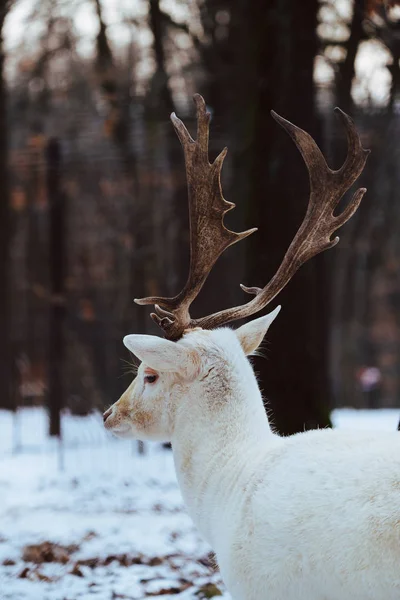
[136,94,369,340]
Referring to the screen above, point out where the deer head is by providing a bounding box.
[104,311,281,440]
[104,94,369,441]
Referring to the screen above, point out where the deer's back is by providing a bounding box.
[217,429,400,600]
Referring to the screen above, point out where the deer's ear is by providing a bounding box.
[235,306,281,356]
[123,335,192,373]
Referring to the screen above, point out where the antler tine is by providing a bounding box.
[193,108,369,331]
[135,94,257,340]
[334,107,368,184]
[194,93,210,151]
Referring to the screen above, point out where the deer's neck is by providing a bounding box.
[171,368,277,547]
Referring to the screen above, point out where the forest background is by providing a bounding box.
[0,0,398,436]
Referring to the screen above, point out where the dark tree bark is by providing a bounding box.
[0,1,12,409]
[336,0,366,113]
[93,0,137,174]
[92,0,142,405]
[330,0,367,406]
[228,0,331,435]
[146,0,191,323]
[47,138,65,436]
[147,0,175,115]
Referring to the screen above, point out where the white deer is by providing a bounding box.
[104,96,400,600]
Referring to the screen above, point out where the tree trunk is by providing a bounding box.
[230,0,331,435]
[0,3,12,409]
[47,138,65,436]
[148,0,175,114]
[336,0,366,114]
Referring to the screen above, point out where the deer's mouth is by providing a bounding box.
[110,422,133,438]
[103,407,128,432]
[104,412,131,435]
[103,407,112,423]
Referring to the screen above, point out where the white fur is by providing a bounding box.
[105,312,400,600]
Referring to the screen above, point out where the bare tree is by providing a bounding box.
[225,0,332,435]
[0,0,15,409]
[47,138,64,436]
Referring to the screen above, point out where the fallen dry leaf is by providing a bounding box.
[22,541,79,564]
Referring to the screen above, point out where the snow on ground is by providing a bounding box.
[0,406,399,599]
[0,408,225,600]
[331,407,400,430]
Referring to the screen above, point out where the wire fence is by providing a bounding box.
[0,407,148,472]
[2,405,400,486]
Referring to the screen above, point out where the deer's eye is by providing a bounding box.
[144,374,158,384]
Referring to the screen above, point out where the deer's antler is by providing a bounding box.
[135,94,256,339]
[136,95,369,340]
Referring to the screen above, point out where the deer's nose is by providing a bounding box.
[103,407,112,423]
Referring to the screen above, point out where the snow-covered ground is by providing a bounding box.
[1,406,399,599]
